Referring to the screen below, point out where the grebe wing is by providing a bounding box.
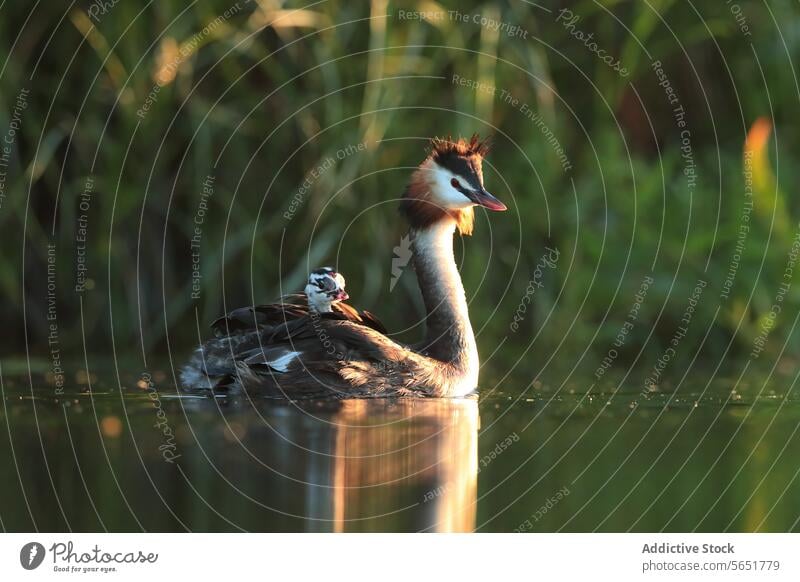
[210,294,309,336]
[261,317,409,369]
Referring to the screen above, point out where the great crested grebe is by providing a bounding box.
[181,135,506,398]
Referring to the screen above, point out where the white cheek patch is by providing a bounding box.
[431,167,473,209]
[305,285,337,313]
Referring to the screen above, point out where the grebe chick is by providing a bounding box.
[305,267,349,313]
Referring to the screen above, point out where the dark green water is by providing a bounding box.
[1,369,798,532]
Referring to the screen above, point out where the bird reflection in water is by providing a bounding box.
[326,398,478,532]
[179,396,479,532]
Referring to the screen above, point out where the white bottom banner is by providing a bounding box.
[1,533,797,581]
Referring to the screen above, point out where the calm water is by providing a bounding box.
[1,369,798,532]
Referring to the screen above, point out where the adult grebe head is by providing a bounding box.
[399,134,506,235]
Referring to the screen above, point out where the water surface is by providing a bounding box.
[1,369,798,532]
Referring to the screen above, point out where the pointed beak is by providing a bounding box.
[470,188,507,211]
[335,290,349,301]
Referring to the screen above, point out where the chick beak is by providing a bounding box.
[470,188,507,211]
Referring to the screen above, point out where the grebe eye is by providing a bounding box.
[450,178,460,189]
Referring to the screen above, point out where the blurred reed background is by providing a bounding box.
[1,0,797,387]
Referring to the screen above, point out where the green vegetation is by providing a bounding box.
[1,0,798,388]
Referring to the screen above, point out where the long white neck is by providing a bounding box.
[412,219,479,386]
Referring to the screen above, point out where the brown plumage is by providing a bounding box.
[210,294,386,338]
[181,135,506,399]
